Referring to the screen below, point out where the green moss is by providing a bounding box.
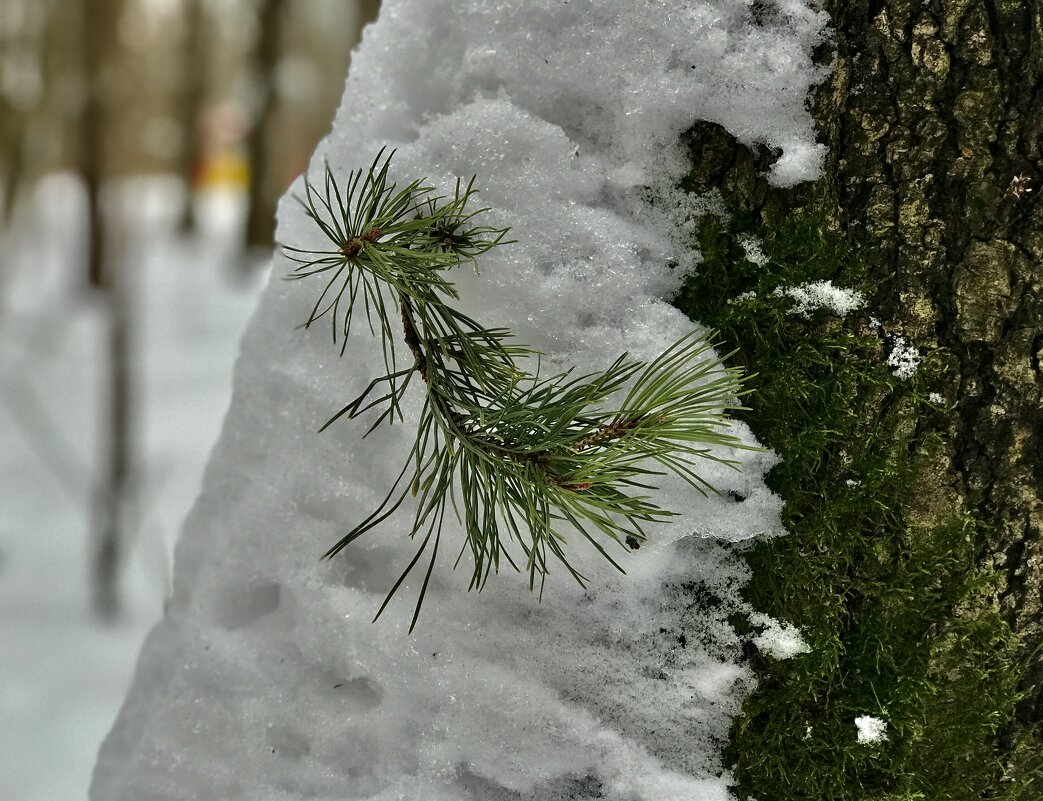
[674,205,1036,800]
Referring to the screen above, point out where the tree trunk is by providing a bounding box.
[91,255,132,621]
[679,0,1041,795]
[359,0,382,27]
[243,0,287,251]
[824,0,1042,728]
[177,0,207,233]
[0,0,43,229]
[243,0,381,254]
[0,101,28,228]
[81,0,112,289]
[81,0,132,619]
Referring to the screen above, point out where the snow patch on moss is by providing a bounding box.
[854,715,888,745]
[773,280,866,318]
[750,613,811,660]
[887,337,922,379]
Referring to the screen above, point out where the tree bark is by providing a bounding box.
[684,0,1041,785]
[825,0,1042,736]
[243,0,381,253]
[828,0,1041,726]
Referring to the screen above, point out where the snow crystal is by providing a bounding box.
[854,715,889,744]
[92,2,831,800]
[750,613,811,660]
[773,280,866,318]
[887,337,921,379]
[738,233,769,266]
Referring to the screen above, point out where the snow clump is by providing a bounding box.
[738,233,769,266]
[92,2,831,800]
[774,280,866,318]
[888,336,922,379]
[750,613,811,660]
[855,715,889,745]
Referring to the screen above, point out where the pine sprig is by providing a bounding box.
[284,150,748,631]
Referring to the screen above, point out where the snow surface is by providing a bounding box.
[92,2,831,799]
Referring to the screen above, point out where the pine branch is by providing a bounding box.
[284,150,749,631]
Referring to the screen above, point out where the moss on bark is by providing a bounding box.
[672,1,1042,791]
[676,200,1035,798]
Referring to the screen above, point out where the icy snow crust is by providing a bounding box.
[92,2,829,799]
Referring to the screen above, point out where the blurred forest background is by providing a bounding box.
[1,2,378,797]
[2,0,379,613]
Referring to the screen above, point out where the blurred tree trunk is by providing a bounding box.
[0,100,27,227]
[178,0,206,232]
[81,0,112,289]
[243,0,382,254]
[91,237,131,621]
[0,88,24,318]
[360,0,382,27]
[0,0,44,228]
[81,0,131,619]
[243,0,287,251]
[684,0,1042,789]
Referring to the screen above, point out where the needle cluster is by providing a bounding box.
[285,150,747,630]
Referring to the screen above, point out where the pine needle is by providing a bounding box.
[283,150,750,631]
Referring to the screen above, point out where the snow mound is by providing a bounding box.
[91,2,830,799]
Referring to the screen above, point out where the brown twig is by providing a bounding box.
[400,296,428,380]
[572,417,642,451]
[396,296,620,494]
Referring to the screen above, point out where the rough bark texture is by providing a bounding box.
[687,0,1042,778]
[825,0,1042,735]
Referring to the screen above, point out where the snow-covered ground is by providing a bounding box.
[0,175,265,801]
